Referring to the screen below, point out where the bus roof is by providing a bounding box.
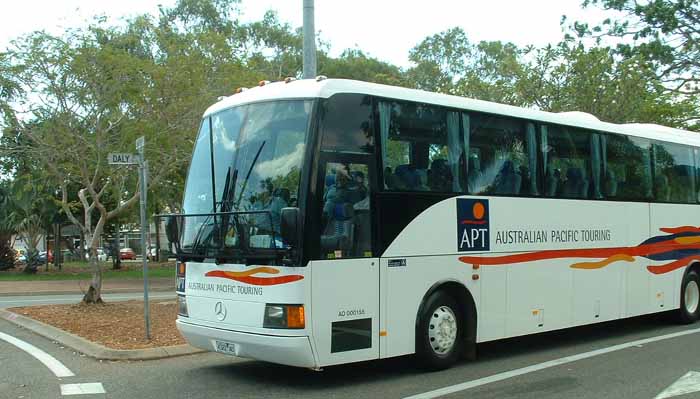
[206,78,700,147]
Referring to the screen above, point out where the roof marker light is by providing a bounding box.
[258,80,271,87]
[315,75,327,82]
[235,87,248,94]
[284,77,296,83]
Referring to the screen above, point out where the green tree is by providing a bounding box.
[520,43,692,125]
[573,0,700,128]
[407,28,528,105]
[319,49,407,86]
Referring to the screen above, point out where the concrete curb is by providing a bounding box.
[0,286,175,297]
[0,309,205,361]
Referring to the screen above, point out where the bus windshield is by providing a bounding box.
[180,100,312,258]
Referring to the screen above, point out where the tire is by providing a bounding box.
[416,291,463,370]
[677,269,700,324]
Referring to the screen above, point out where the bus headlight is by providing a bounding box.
[177,294,188,317]
[263,304,305,329]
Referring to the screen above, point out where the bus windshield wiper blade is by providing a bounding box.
[219,167,238,213]
[235,140,266,208]
[190,213,215,256]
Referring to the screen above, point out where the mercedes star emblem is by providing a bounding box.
[214,301,227,321]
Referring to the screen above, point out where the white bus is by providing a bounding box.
[165,78,700,370]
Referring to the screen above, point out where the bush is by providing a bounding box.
[0,244,15,271]
[22,249,40,274]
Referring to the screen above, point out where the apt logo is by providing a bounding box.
[457,199,489,252]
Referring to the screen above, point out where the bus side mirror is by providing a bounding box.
[280,207,300,248]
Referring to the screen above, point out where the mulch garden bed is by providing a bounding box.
[10,300,186,350]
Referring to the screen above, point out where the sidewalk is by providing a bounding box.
[0,277,175,296]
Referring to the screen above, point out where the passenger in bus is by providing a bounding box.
[562,167,589,198]
[493,160,521,195]
[384,166,401,190]
[269,188,290,233]
[519,165,533,195]
[429,159,453,192]
[323,174,336,202]
[414,169,429,191]
[323,168,352,224]
[395,164,421,190]
[347,171,368,204]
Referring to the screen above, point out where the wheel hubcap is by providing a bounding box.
[428,306,457,355]
[685,280,699,314]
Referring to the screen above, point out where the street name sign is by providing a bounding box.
[108,153,138,165]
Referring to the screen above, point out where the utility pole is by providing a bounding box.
[303,0,316,79]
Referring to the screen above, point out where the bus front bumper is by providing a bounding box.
[176,319,316,368]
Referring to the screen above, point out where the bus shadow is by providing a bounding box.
[204,311,683,390]
[206,354,421,389]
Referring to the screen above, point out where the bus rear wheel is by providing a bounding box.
[416,291,463,370]
[677,269,700,324]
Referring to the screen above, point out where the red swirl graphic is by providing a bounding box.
[205,269,304,286]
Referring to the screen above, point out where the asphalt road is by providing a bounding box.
[2,310,700,399]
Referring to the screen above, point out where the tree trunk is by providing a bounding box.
[82,251,103,303]
[154,215,161,263]
[76,231,82,261]
[82,211,108,304]
[53,224,60,270]
[112,228,121,270]
[45,227,49,271]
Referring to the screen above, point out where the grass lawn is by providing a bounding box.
[0,261,175,281]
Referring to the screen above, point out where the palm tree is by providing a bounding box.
[7,176,57,273]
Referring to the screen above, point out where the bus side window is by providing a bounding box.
[653,141,696,204]
[378,101,465,193]
[469,114,536,196]
[320,162,372,259]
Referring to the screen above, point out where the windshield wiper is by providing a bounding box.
[219,166,238,213]
[235,140,266,209]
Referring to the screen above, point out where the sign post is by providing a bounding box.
[108,141,150,340]
[136,136,151,340]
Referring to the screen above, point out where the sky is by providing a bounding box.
[0,0,613,68]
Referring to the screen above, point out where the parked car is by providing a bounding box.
[147,245,158,260]
[84,248,108,261]
[38,250,54,263]
[119,247,137,260]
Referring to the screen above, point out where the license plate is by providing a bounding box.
[214,340,238,356]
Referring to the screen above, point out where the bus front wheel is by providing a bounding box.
[416,291,463,370]
[678,269,700,324]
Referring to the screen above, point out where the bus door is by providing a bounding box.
[310,153,379,366]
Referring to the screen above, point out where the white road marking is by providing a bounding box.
[0,331,74,377]
[60,383,106,395]
[654,371,700,399]
[404,327,700,399]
